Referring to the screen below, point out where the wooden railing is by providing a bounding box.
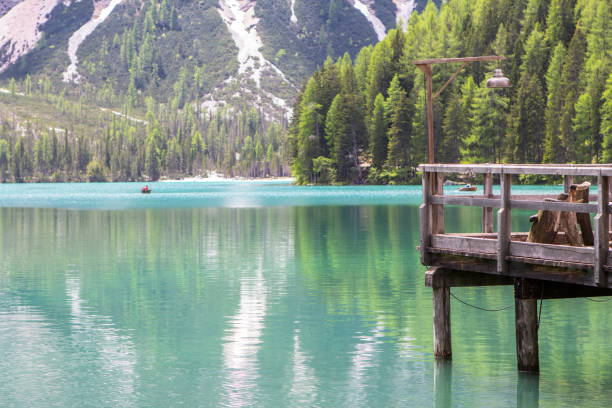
[419,164,612,287]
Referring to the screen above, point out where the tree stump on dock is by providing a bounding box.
[527,182,593,246]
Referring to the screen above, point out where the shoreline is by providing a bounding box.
[158,176,295,183]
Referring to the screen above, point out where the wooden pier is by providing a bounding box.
[419,164,612,372]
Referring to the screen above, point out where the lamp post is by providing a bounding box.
[413,56,510,164]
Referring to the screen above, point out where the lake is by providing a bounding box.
[1,181,611,407]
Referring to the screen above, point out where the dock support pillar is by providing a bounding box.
[514,294,539,373]
[433,286,452,359]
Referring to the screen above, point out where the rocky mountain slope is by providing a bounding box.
[0,0,433,119]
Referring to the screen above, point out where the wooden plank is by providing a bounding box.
[428,247,498,260]
[433,287,452,359]
[482,173,494,233]
[431,253,595,287]
[419,164,612,177]
[425,267,513,288]
[431,195,501,208]
[420,171,432,265]
[510,200,596,213]
[498,174,512,274]
[594,175,609,286]
[413,55,505,65]
[509,241,593,264]
[513,278,612,299]
[431,234,497,254]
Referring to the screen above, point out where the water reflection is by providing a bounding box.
[0,203,610,407]
[517,372,539,408]
[65,275,138,406]
[434,360,452,408]
[288,328,318,406]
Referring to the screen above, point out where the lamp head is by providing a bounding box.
[486,68,510,88]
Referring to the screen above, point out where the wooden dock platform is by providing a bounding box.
[418,164,612,372]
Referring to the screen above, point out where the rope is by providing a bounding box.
[585,297,612,302]
[449,291,514,312]
[537,288,544,331]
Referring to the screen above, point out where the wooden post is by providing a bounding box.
[425,64,434,164]
[482,173,493,233]
[514,279,539,373]
[498,173,511,273]
[564,175,574,194]
[420,171,432,265]
[432,172,444,234]
[594,175,609,286]
[433,286,452,359]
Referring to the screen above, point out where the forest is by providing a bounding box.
[0,84,288,182]
[289,0,612,184]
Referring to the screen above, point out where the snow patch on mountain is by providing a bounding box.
[0,0,62,73]
[393,0,415,28]
[63,0,125,83]
[216,0,293,115]
[290,0,297,24]
[349,0,386,41]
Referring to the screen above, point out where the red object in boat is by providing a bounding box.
[141,186,151,194]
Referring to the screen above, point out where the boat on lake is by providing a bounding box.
[457,184,477,191]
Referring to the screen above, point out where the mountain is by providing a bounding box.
[0,0,434,120]
[0,0,441,182]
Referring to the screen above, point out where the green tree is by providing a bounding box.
[370,93,387,168]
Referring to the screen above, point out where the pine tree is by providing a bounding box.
[543,42,567,163]
[558,27,586,162]
[386,88,412,169]
[601,71,612,162]
[370,93,387,168]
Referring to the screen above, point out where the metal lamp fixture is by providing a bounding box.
[486,68,510,88]
[413,56,509,163]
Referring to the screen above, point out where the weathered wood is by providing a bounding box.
[527,194,568,244]
[433,287,452,359]
[514,277,612,299]
[569,182,594,245]
[509,241,593,264]
[432,173,444,234]
[564,175,574,193]
[431,195,501,208]
[594,175,609,286]
[426,267,513,288]
[515,279,539,372]
[419,163,612,177]
[512,199,596,213]
[556,210,583,246]
[414,56,505,65]
[431,234,497,254]
[431,194,596,213]
[431,253,593,286]
[420,171,432,265]
[482,173,494,233]
[498,174,511,274]
[425,64,434,163]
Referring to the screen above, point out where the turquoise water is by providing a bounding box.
[1,182,611,407]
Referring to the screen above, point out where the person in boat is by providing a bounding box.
[464,184,471,188]
[142,185,150,193]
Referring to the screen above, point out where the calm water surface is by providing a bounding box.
[1,182,611,407]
